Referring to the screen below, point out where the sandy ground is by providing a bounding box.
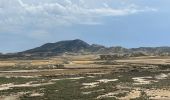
[119,89,141,100]
[0,95,20,100]
[0,82,54,91]
[0,68,111,77]
[82,78,118,89]
[146,89,170,99]
[82,82,99,89]
[116,57,170,64]
[132,76,156,85]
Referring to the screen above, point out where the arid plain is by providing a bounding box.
[0,55,170,100]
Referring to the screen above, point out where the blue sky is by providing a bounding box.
[0,0,170,53]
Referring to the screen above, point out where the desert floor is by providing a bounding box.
[0,55,170,100]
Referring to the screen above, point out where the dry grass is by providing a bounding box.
[117,57,170,64]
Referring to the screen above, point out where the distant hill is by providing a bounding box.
[130,47,170,55]
[22,39,91,55]
[8,39,170,57]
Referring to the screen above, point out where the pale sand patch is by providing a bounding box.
[97,79,118,83]
[30,92,44,97]
[87,76,95,78]
[66,77,84,80]
[97,92,117,99]
[0,82,54,91]
[82,82,99,89]
[116,85,131,90]
[82,79,118,89]
[4,76,39,79]
[85,73,107,75]
[50,79,63,81]
[0,69,65,73]
[0,83,13,91]
[132,76,157,85]
[82,91,92,95]
[97,90,128,99]
[51,77,84,81]
[119,89,141,100]
[0,95,20,100]
[82,89,104,95]
[146,89,170,99]
[0,70,40,73]
[0,92,30,100]
[14,82,54,88]
[155,73,168,80]
[0,74,39,79]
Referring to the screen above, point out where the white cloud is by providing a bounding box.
[0,0,157,35]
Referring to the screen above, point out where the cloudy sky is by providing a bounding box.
[0,0,170,53]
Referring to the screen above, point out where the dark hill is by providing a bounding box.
[18,39,170,57]
[23,39,91,54]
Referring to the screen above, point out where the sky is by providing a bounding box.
[0,0,170,53]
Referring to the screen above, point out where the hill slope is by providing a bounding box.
[19,39,170,57]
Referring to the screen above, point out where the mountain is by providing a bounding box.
[15,39,170,57]
[91,46,129,54]
[89,44,106,52]
[130,47,170,55]
[22,39,91,55]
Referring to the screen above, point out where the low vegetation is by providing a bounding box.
[0,55,170,99]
